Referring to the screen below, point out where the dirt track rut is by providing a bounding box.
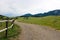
[14,21,60,40]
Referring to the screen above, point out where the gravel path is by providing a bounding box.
[14,21,60,40]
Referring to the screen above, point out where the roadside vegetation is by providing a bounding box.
[0,15,21,40]
[17,16,60,30]
[0,21,21,40]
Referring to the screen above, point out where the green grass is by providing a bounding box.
[0,21,21,40]
[17,16,60,30]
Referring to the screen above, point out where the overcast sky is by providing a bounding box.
[0,0,60,16]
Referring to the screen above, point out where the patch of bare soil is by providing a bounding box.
[10,21,60,40]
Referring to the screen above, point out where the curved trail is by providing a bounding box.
[14,21,60,40]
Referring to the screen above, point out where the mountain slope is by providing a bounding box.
[32,10,60,17]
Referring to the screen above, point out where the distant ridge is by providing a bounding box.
[32,10,60,17]
[1,9,60,17]
[20,13,32,17]
[0,15,8,20]
[20,9,60,17]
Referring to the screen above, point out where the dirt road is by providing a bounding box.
[14,21,60,40]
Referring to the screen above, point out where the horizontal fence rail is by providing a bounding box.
[0,28,7,32]
[0,20,7,22]
[0,20,14,22]
[0,24,13,33]
[0,19,15,38]
[8,24,13,29]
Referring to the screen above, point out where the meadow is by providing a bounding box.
[17,16,60,30]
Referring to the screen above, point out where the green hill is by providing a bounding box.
[0,15,13,20]
[0,15,8,20]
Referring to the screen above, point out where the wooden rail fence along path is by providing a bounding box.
[0,19,15,38]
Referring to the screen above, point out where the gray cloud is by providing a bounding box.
[0,0,60,16]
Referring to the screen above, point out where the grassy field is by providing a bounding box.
[0,21,21,40]
[17,16,60,30]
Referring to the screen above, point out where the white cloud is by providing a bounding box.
[0,0,60,16]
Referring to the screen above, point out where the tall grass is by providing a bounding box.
[0,21,21,40]
[17,16,60,30]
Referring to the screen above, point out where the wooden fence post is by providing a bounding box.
[12,19,15,28]
[6,20,8,38]
[0,22,2,26]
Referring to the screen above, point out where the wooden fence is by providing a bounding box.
[0,19,15,38]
